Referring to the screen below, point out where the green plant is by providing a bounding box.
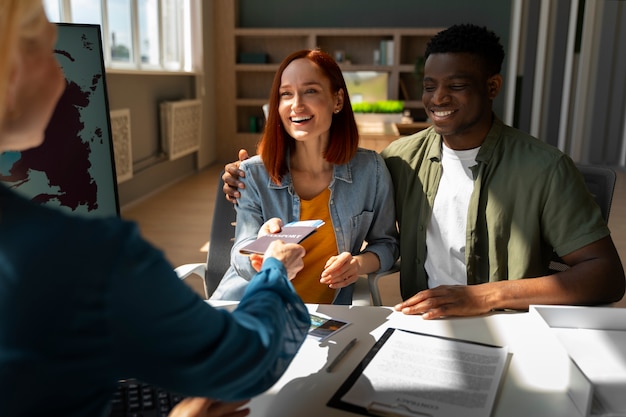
[351,100,404,114]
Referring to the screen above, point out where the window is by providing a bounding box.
[107,0,133,64]
[138,0,160,66]
[43,0,200,72]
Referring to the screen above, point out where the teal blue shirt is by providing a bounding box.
[382,117,609,300]
[0,185,309,416]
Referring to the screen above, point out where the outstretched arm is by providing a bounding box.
[111,230,309,401]
[396,236,625,319]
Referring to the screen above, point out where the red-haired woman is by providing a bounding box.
[213,49,399,304]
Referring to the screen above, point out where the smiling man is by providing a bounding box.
[383,24,625,318]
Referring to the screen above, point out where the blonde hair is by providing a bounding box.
[0,0,47,124]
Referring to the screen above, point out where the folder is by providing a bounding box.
[327,328,509,417]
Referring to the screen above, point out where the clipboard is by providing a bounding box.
[327,328,509,417]
[327,328,396,417]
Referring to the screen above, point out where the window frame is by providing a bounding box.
[44,0,201,74]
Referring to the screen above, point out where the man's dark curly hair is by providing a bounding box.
[425,24,505,76]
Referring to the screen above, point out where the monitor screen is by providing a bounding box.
[0,23,120,218]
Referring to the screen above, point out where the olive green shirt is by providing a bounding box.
[382,117,609,300]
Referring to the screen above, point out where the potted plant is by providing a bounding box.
[351,100,404,124]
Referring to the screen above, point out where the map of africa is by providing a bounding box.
[0,24,118,218]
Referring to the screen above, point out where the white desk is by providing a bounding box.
[243,304,584,417]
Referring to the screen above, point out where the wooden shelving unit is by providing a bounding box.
[213,0,440,159]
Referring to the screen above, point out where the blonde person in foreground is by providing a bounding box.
[0,1,310,416]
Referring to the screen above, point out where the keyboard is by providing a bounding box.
[108,379,185,417]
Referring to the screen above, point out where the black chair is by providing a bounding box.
[549,164,616,272]
[175,170,236,298]
[575,164,616,221]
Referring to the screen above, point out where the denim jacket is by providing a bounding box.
[212,148,399,304]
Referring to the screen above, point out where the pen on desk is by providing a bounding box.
[326,337,357,373]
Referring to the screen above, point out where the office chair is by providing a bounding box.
[367,163,618,306]
[574,164,616,221]
[175,170,236,299]
[548,164,616,272]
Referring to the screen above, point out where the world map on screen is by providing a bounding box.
[0,24,119,217]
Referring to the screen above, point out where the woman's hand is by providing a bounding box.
[320,252,360,288]
[168,397,250,417]
[257,218,283,238]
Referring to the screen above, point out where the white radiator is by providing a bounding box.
[160,99,202,160]
[109,108,133,183]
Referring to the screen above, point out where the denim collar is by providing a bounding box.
[266,152,354,190]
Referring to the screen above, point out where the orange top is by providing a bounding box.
[291,188,337,304]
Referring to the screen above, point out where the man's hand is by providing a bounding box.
[168,397,250,417]
[396,236,626,320]
[223,149,250,203]
[395,284,494,319]
[250,240,306,281]
[320,252,359,289]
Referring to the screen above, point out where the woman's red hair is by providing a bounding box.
[257,49,359,184]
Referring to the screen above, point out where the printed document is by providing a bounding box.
[333,328,509,417]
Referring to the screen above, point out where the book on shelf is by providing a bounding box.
[239,220,325,255]
[379,39,394,66]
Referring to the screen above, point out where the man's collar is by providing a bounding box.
[475,116,503,165]
[427,115,503,164]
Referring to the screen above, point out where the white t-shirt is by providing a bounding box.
[425,144,479,287]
